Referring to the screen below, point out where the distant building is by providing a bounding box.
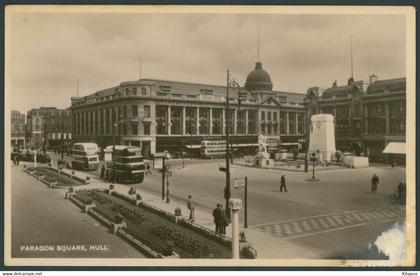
[26,107,73,150]
[70,61,307,158]
[304,75,406,162]
[11,110,26,150]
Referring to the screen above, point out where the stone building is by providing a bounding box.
[11,110,26,150]
[70,62,307,158]
[304,75,406,162]
[26,107,73,150]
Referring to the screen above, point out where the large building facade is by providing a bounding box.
[71,62,307,158]
[304,75,406,162]
[26,107,73,150]
[11,110,26,150]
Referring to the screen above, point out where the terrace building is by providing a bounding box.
[70,62,307,158]
[304,75,406,162]
[26,107,73,150]
[11,110,26,150]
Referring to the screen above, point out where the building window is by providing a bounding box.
[132,124,138,135]
[237,110,246,134]
[144,105,150,118]
[389,100,405,135]
[261,111,265,121]
[199,108,210,135]
[212,109,223,134]
[367,102,385,134]
[123,106,127,119]
[289,112,296,134]
[267,124,272,135]
[156,106,168,135]
[141,87,147,95]
[336,105,350,135]
[280,112,287,134]
[273,112,277,121]
[171,107,182,135]
[122,124,127,135]
[248,110,257,134]
[144,123,150,135]
[132,105,138,117]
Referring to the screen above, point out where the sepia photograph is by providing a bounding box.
[4,5,416,267]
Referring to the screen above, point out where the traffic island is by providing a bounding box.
[71,189,232,258]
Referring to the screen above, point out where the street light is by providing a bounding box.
[224,71,243,219]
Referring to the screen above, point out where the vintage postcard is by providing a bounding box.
[4,5,416,267]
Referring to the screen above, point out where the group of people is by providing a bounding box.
[185,196,228,235]
[212,203,228,235]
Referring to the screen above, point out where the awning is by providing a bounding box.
[382,142,406,154]
[185,145,201,149]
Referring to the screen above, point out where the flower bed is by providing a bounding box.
[73,190,231,258]
[31,167,85,187]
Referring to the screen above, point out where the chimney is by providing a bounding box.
[347,77,354,85]
[332,80,337,87]
[369,74,378,84]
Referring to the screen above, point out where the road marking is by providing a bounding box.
[253,207,405,240]
[282,218,399,240]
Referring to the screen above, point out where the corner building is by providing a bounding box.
[304,76,406,162]
[70,62,307,158]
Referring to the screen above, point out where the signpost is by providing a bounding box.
[229,198,242,259]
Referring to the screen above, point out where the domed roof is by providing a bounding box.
[245,62,273,92]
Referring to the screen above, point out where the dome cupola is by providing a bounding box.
[244,62,273,92]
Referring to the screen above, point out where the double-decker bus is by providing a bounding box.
[71,142,99,171]
[200,140,258,159]
[107,145,145,184]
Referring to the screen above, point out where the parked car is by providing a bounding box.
[17,152,51,163]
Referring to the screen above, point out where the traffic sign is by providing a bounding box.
[229,198,242,210]
[234,177,245,189]
[219,166,227,172]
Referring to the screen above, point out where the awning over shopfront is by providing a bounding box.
[382,142,406,154]
[185,145,201,149]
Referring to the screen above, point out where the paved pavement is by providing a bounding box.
[33,153,407,259]
[10,164,146,258]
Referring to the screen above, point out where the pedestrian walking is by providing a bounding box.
[280,175,287,192]
[100,164,106,179]
[370,173,379,194]
[146,163,151,175]
[212,203,222,233]
[187,195,195,222]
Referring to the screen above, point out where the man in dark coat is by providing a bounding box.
[100,164,106,179]
[371,173,379,194]
[212,204,222,234]
[280,175,287,192]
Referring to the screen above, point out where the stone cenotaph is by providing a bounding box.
[308,114,336,162]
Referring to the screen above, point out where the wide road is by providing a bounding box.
[48,153,406,258]
[10,165,146,258]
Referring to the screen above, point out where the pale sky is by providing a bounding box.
[7,9,406,114]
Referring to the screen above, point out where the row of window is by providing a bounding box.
[315,101,406,135]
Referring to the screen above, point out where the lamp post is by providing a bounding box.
[112,122,117,184]
[61,120,64,164]
[224,72,243,219]
[224,70,231,219]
